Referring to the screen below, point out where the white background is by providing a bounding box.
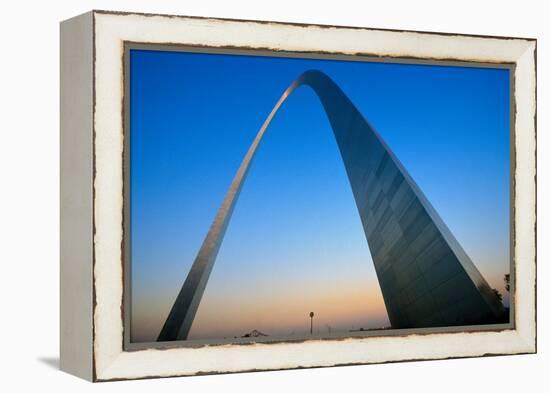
[0,0,546,391]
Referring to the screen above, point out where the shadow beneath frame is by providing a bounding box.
[37,357,59,370]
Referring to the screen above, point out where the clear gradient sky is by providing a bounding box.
[129,49,510,342]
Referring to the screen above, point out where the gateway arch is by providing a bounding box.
[157,70,506,342]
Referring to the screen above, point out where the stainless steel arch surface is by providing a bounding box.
[157,70,506,342]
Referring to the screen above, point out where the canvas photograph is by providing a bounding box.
[124,45,513,347]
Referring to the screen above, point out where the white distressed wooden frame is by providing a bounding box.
[60,10,536,382]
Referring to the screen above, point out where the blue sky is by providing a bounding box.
[129,49,510,342]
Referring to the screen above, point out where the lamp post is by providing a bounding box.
[309,312,314,335]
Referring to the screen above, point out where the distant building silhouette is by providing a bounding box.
[242,329,268,338]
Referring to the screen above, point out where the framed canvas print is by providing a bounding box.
[60,10,537,381]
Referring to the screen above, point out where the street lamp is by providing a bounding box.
[309,311,314,335]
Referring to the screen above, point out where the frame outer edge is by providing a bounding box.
[514,41,537,352]
[60,11,95,382]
